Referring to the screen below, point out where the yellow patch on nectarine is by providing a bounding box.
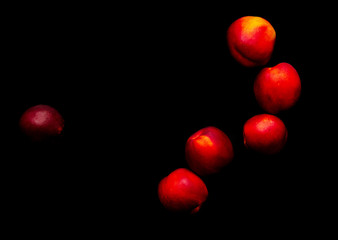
[256,118,275,132]
[241,16,276,40]
[195,135,214,147]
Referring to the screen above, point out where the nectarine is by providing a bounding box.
[254,62,301,114]
[243,114,287,154]
[158,168,208,214]
[185,126,234,176]
[19,104,64,142]
[227,16,276,67]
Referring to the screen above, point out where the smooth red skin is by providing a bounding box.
[243,114,288,155]
[158,168,208,214]
[185,126,234,176]
[227,16,276,67]
[19,104,64,142]
[254,62,301,114]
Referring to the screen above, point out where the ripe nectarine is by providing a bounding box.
[185,126,234,176]
[243,114,287,154]
[19,104,64,142]
[254,62,301,114]
[227,16,276,67]
[158,168,208,214]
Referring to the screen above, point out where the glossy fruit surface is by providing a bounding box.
[19,104,64,142]
[158,168,208,214]
[185,126,234,176]
[254,62,301,114]
[243,114,287,154]
[227,16,276,67]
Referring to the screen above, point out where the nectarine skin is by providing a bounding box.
[254,62,301,114]
[227,16,276,67]
[19,104,64,142]
[243,114,287,155]
[185,126,234,176]
[158,168,208,214]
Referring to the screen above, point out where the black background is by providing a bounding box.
[4,2,336,237]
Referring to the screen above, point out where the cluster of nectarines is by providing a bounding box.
[16,15,301,216]
[158,16,301,214]
[158,126,234,214]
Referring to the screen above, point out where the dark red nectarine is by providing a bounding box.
[158,168,208,214]
[243,114,287,154]
[254,62,301,114]
[185,126,234,176]
[227,16,276,67]
[19,104,64,142]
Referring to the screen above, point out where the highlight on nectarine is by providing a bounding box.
[254,62,301,114]
[185,126,234,176]
[158,168,208,214]
[19,104,64,142]
[243,114,287,154]
[227,16,276,67]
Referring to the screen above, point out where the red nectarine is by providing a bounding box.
[158,168,208,214]
[243,114,287,154]
[19,104,64,142]
[227,16,276,67]
[254,62,301,114]
[185,126,234,176]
